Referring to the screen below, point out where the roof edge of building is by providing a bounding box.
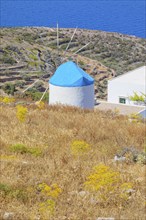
[108,65,146,82]
[49,81,94,87]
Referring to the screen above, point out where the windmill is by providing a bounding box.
[21,23,92,105]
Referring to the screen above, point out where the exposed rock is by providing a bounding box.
[3,212,14,220]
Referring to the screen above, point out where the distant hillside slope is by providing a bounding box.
[0,27,146,100]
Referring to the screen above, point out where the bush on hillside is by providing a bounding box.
[24,89,49,102]
[0,55,16,65]
[2,83,16,95]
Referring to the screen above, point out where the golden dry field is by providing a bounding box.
[0,101,146,220]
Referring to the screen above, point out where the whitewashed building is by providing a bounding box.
[49,61,94,109]
[108,66,146,106]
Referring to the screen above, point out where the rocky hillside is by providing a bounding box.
[0,27,146,100]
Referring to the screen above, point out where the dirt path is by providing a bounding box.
[95,101,145,115]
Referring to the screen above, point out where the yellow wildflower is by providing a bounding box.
[39,199,55,215]
[16,105,28,122]
[71,140,91,156]
[84,164,120,192]
[38,183,62,198]
[84,164,134,204]
[0,96,15,104]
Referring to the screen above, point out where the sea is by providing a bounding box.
[0,0,146,38]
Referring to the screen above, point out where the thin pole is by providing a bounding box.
[22,79,40,93]
[72,42,90,56]
[61,42,90,63]
[63,27,78,56]
[22,71,53,93]
[39,86,49,102]
[57,22,59,49]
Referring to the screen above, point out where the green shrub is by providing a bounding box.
[15,37,23,43]
[28,148,42,156]
[0,55,16,65]
[5,45,20,54]
[25,90,49,102]
[10,143,42,156]
[29,53,38,61]
[0,183,11,195]
[129,92,146,103]
[28,61,39,67]
[15,80,25,87]
[22,33,38,43]
[0,183,28,202]
[22,75,31,81]
[10,144,28,154]
[2,83,16,95]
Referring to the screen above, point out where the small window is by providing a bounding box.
[119,97,126,104]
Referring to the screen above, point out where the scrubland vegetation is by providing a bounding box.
[0,99,146,220]
[0,27,146,100]
[1,27,145,219]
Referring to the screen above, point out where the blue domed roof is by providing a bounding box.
[49,61,94,87]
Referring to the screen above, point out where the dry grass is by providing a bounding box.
[0,104,145,220]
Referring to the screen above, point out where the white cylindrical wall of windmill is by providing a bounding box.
[49,83,94,109]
